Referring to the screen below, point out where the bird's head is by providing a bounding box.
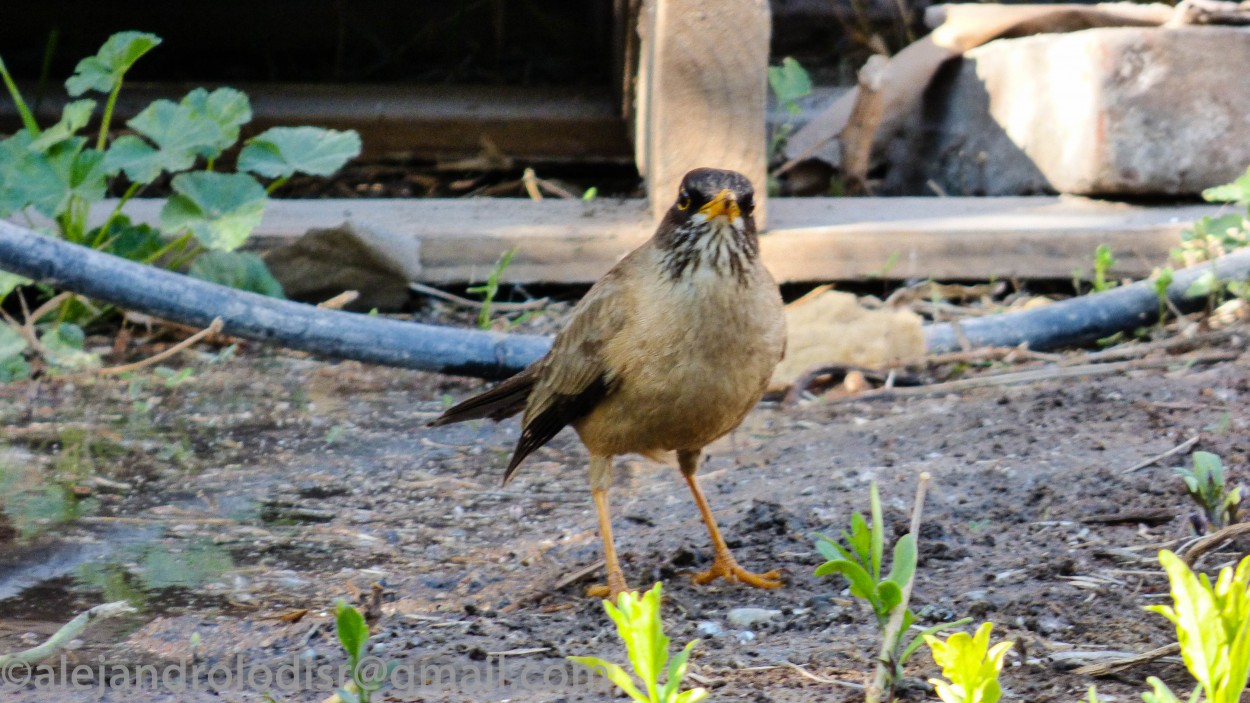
[657,168,759,282]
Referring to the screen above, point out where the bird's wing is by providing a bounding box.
[502,268,631,483]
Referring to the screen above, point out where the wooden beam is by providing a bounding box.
[634,0,772,224]
[72,197,1217,284]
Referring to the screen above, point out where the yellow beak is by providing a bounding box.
[697,189,741,221]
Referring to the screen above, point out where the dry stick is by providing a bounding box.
[1072,643,1182,677]
[93,317,224,377]
[1182,522,1250,567]
[866,472,932,703]
[842,351,1238,403]
[407,282,551,313]
[317,290,360,310]
[1121,435,1201,474]
[780,661,865,690]
[0,601,134,667]
[521,167,543,201]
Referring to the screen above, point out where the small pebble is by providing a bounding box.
[696,621,723,637]
[727,607,781,628]
[735,630,756,643]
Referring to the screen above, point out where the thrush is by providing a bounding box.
[429,168,786,600]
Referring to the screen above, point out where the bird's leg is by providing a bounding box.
[584,455,631,601]
[679,449,783,589]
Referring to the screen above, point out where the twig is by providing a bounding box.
[408,282,550,312]
[1071,643,1181,676]
[780,661,865,689]
[838,351,1238,402]
[317,290,359,310]
[92,317,224,376]
[1182,521,1250,567]
[866,472,931,703]
[0,601,134,667]
[1121,435,1200,474]
[521,167,543,201]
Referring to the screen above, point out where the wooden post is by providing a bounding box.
[634,0,771,226]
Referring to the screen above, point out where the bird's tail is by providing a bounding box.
[427,368,537,427]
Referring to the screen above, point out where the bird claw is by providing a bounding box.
[693,557,783,589]
[586,577,634,602]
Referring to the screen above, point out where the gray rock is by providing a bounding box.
[900,26,1250,196]
[696,621,724,637]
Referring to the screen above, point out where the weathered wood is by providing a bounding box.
[75,197,1219,284]
[634,0,771,224]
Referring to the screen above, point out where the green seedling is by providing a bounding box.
[333,600,386,703]
[1092,244,1117,293]
[0,31,360,380]
[1145,550,1250,703]
[814,481,968,699]
[1175,451,1242,532]
[924,622,1013,703]
[466,247,518,330]
[1154,267,1176,327]
[767,57,811,159]
[568,583,706,703]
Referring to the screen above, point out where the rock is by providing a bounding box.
[696,621,724,637]
[727,607,782,628]
[903,26,1250,196]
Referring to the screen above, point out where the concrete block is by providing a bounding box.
[906,26,1250,196]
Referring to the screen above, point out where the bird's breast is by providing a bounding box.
[576,257,785,456]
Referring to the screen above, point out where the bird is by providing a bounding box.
[428,167,786,601]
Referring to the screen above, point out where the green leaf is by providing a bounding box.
[1141,677,1186,703]
[567,657,648,703]
[0,133,106,219]
[160,172,266,251]
[814,534,842,562]
[1192,451,1223,485]
[94,217,165,261]
[40,322,99,370]
[1202,168,1250,204]
[814,558,878,603]
[886,533,918,589]
[65,31,161,96]
[65,30,162,95]
[180,87,252,157]
[0,323,31,382]
[188,251,285,298]
[768,57,812,114]
[869,482,884,580]
[238,126,362,179]
[0,270,29,299]
[28,100,96,152]
[334,600,368,661]
[661,640,701,703]
[877,580,903,613]
[1185,270,1219,299]
[106,100,223,181]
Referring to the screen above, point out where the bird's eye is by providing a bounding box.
[740,194,755,214]
[677,189,691,211]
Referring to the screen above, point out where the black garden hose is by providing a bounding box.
[3,219,1249,376]
[0,220,551,379]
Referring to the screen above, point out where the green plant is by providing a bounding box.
[466,247,518,329]
[767,57,811,160]
[1175,451,1242,532]
[1173,167,1250,315]
[568,583,706,703]
[1154,266,1176,328]
[334,600,385,703]
[1145,550,1250,703]
[814,481,968,699]
[924,622,1013,703]
[0,31,360,378]
[1092,244,1116,293]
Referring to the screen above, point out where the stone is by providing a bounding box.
[726,607,782,628]
[902,26,1250,196]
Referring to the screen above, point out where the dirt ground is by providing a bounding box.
[0,324,1247,702]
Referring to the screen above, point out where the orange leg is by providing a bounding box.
[679,450,782,589]
[585,487,632,601]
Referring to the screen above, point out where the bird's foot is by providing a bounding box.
[693,554,783,589]
[585,573,633,602]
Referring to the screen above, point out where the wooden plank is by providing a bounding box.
[74,197,1218,284]
[635,0,772,224]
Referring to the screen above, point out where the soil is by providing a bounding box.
[1,322,1248,702]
